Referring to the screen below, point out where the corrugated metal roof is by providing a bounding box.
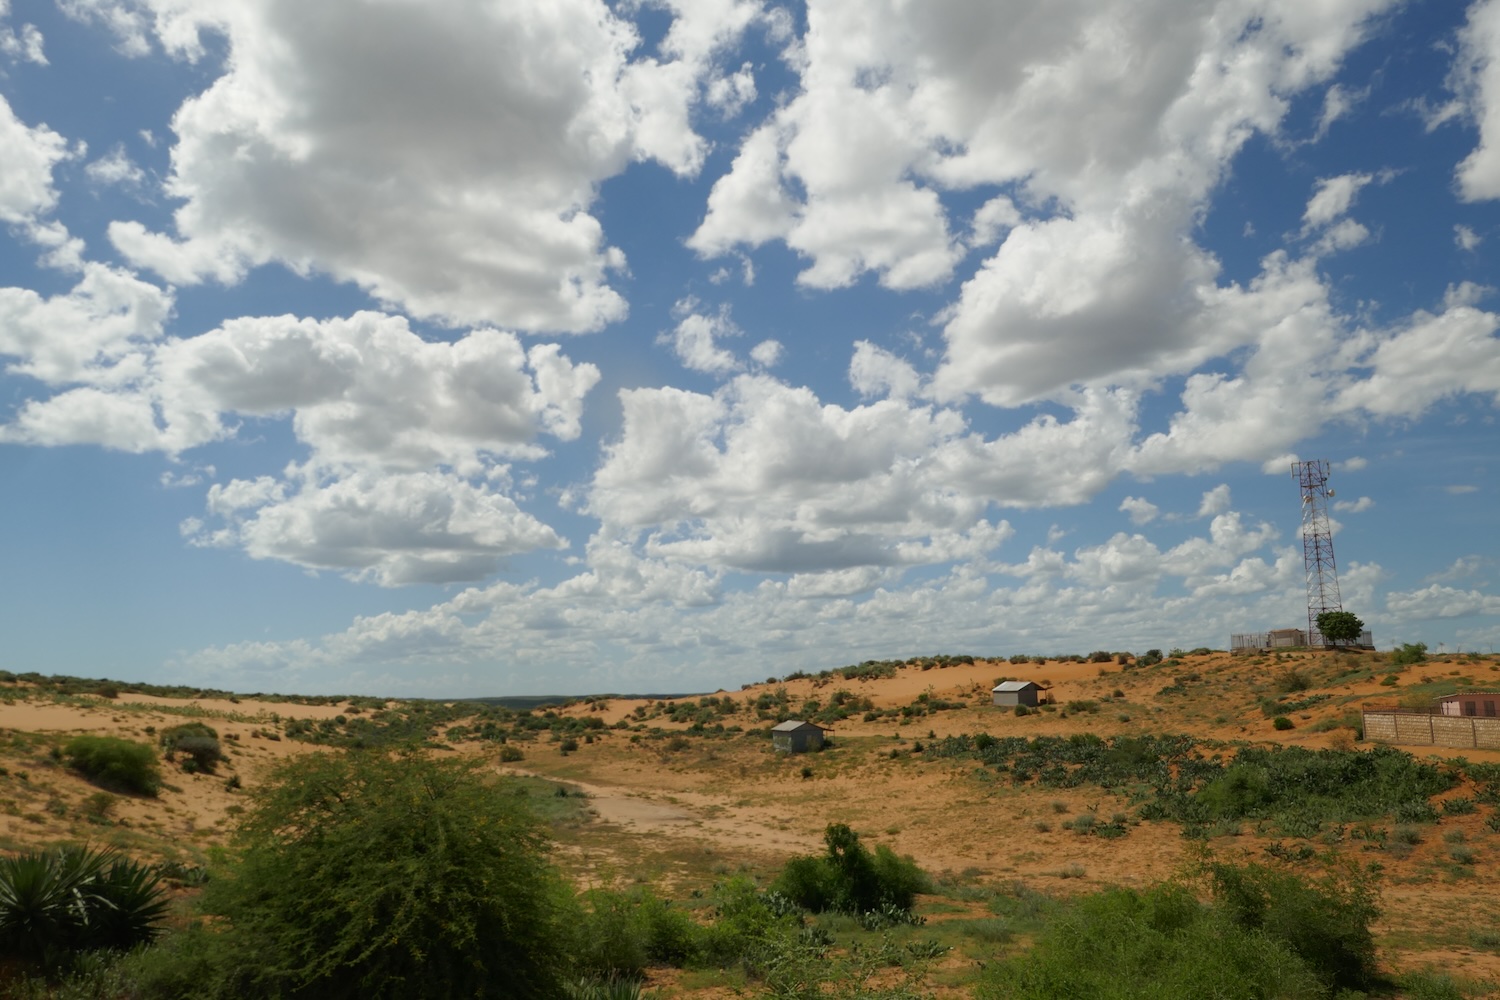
[771,719,822,732]
[992,681,1039,692]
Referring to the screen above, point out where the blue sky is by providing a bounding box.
[1,0,1498,697]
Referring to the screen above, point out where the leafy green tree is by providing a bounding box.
[1316,611,1365,647]
[199,750,572,1000]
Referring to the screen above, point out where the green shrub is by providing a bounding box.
[1395,799,1439,824]
[1391,642,1428,666]
[572,887,701,979]
[771,824,929,916]
[1274,669,1313,694]
[1273,716,1294,731]
[160,723,223,772]
[1398,971,1470,1000]
[870,843,930,910]
[1202,856,1379,991]
[574,891,647,979]
[194,750,573,1000]
[977,882,1325,1000]
[1195,766,1272,819]
[931,735,1451,837]
[61,737,160,796]
[498,745,525,763]
[771,856,833,912]
[694,876,799,972]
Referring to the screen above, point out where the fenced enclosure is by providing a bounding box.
[1231,630,1374,650]
[1362,708,1500,750]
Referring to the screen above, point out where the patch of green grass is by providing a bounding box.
[501,775,592,826]
[1398,970,1495,1000]
[942,917,1012,946]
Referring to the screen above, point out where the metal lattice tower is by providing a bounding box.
[1293,460,1342,646]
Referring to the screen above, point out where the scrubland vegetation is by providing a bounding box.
[0,648,1495,998]
[1,750,1448,1000]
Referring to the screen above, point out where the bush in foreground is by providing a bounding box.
[180,750,573,1000]
[1202,855,1379,992]
[574,887,700,979]
[0,845,168,972]
[979,854,1380,1000]
[978,883,1325,1000]
[61,736,160,796]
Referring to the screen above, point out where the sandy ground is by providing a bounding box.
[0,690,344,857]
[0,650,1496,986]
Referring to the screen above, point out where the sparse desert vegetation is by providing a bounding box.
[0,649,1495,996]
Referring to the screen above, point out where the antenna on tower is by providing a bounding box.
[1292,460,1341,646]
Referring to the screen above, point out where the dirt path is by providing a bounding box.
[502,766,821,859]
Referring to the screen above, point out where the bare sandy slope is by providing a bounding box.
[0,691,349,859]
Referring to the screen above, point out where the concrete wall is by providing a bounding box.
[1363,711,1500,750]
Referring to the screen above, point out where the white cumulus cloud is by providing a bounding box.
[106,0,760,331]
[1451,0,1500,201]
[660,302,742,374]
[185,468,566,586]
[0,95,70,224]
[4,309,600,584]
[1303,172,1373,228]
[1119,496,1160,525]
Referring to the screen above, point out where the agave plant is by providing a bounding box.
[0,845,169,971]
[85,852,171,951]
[566,975,646,1000]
